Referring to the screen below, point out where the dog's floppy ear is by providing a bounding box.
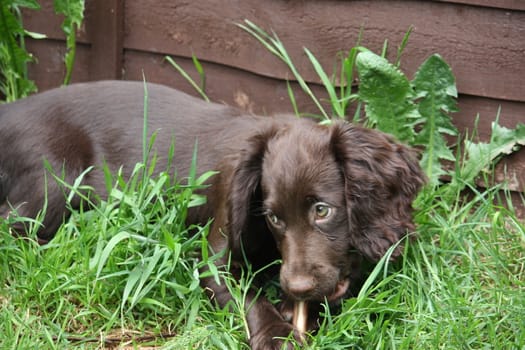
[227,126,280,258]
[330,122,426,261]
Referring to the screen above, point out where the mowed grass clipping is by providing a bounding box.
[1,155,524,349]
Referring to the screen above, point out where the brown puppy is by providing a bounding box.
[0,81,426,349]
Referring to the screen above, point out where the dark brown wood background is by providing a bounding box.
[21,0,525,193]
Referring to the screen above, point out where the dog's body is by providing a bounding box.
[0,81,264,240]
[0,81,425,349]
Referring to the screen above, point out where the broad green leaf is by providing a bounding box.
[412,54,459,185]
[356,51,418,143]
[53,0,84,25]
[24,29,46,39]
[451,121,525,193]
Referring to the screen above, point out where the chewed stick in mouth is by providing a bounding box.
[293,300,308,335]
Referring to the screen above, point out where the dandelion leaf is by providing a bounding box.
[456,122,525,191]
[356,51,418,143]
[412,54,459,184]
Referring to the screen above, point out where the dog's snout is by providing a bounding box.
[285,275,316,298]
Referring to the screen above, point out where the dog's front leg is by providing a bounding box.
[201,226,301,350]
[201,266,301,350]
[245,294,303,350]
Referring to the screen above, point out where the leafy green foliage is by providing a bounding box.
[0,0,40,101]
[53,0,85,85]
[356,51,418,143]
[450,121,525,194]
[412,54,459,185]
[0,0,85,101]
[0,160,226,347]
[355,51,462,185]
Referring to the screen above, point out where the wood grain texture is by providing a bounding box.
[123,0,525,101]
[122,50,327,116]
[22,1,525,102]
[24,39,91,90]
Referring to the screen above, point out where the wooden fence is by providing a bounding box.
[21,0,525,194]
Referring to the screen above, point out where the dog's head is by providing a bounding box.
[227,119,426,302]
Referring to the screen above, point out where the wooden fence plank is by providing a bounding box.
[123,52,525,129]
[123,0,525,102]
[85,0,124,80]
[23,0,525,102]
[25,40,91,89]
[122,50,327,115]
[433,0,525,11]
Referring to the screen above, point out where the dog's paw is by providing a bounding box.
[249,321,303,350]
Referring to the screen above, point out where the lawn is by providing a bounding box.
[1,159,524,349]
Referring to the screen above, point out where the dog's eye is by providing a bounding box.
[266,212,282,227]
[314,203,332,220]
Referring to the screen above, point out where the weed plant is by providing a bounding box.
[0,0,84,102]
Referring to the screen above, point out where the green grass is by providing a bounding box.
[1,156,524,349]
[0,160,247,349]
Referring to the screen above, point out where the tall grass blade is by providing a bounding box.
[286,80,300,116]
[191,53,206,92]
[238,20,329,120]
[304,48,343,118]
[93,231,131,278]
[165,56,209,102]
[395,26,413,66]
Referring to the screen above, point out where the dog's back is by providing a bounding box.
[0,80,271,241]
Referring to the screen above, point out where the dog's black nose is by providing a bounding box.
[285,275,315,298]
